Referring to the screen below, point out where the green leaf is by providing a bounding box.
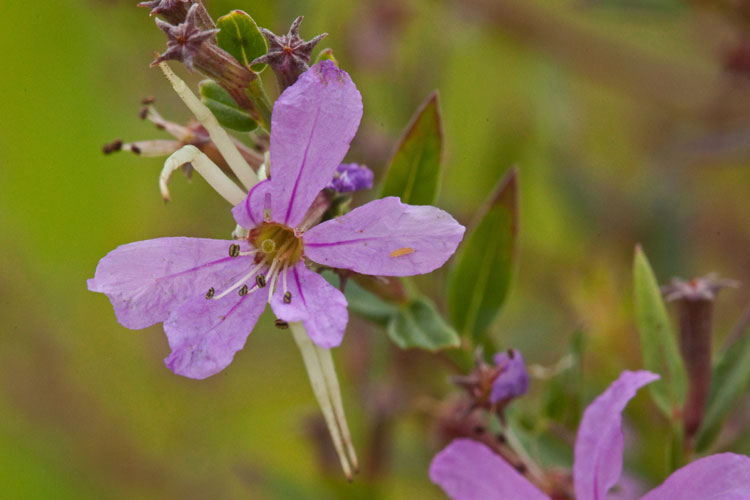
[633,246,687,418]
[315,48,338,66]
[344,279,397,325]
[199,80,257,132]
[380,92,443,205]
[448,167,518,342]
[387,296,460,351]
[216,10,268,73]
[695,325,750,451]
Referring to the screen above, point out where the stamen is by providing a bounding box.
[158,62,259,191]
[266,259,282,303]
[256,274,267,288]
[274,319,289,329]
[229,244,241,257]
[238,284,249,296]
[282,265,291,303]
[205,287,215,299]
[213,260,266,300]
[239,250,257,256]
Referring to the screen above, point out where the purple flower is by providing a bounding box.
[490,350,529,404]
[327,163,374,193]
[430,370,750,500]
[88,61,465,380]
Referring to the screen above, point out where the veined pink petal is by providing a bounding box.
[270,262,348,348]
[574,370,660,500]
[429,439,550,500]
[303,197,465,276]
[270,61,363,228]
[639,453,750,500]
[163,284,268,379]
[87,237,249,329]
[232,179,271,230]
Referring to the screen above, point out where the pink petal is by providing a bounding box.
[270,61,363,228]
[574,370,660,500]
[270,262,348,348]
[639,453,750,500]
[303,197,465,276]
[163,285,268,379]
[232,179,271,229]
[88,237,249,329]
[429,439,550,500]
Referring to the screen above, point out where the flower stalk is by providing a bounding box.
[290,322,358,480]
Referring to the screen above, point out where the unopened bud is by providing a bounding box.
[663,274,739,438]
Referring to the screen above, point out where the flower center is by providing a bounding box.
[249,222,304,266]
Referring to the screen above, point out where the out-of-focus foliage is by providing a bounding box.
[2,0,750,498]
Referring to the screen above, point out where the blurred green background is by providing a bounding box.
[2,0,750,498]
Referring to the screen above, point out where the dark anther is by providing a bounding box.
[507,348,515,359]
[131,145,142,155]
[514,463,528,474]
[495,433,507,443]
[138,106,149,120]
[102,139,123,154]
[256,274,267,288]
[274,319,289,329]
[283,291,292,304]
[473,425,485,435]
[141,96,156,105]
[205,287,215,299]
[238,285,249,296]
[229,244,241,257]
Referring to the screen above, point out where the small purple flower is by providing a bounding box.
[490,350,529,404]
[430,370,750,500]
[327,163,374,193]
[89,61,465,380]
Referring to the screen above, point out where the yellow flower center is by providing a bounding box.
[249,223,304,266]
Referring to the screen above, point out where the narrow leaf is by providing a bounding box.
[633,246,687,417]
[199,80,257,132]
[380,92,443,205]
[695,326,750,451]
[216,10,268,73]
[387,296,460,351]
[448,167,518,342]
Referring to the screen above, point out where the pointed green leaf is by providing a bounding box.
[314,48,338,66]
[387,296,460,351]
[695,325,750,451]
[448,167,518,342]
[380,92,443,205]
[633,246,687,418]
[216,10,268,73]
[199,80,257,132]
